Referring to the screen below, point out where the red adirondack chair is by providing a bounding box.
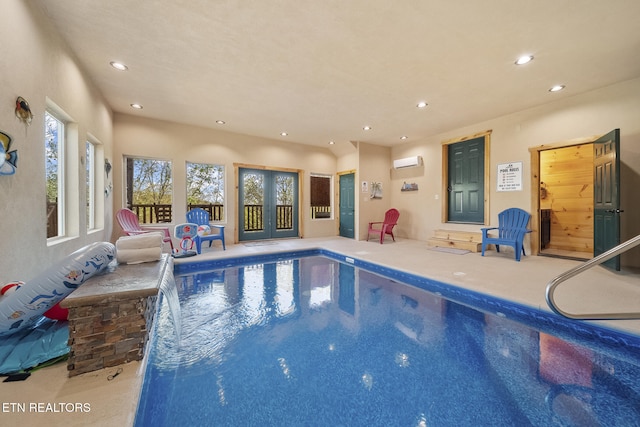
[116,208,174,251]
[367,208,400,244]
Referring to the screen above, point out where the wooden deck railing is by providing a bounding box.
[244,205,293,231]
[311,206,331,219]
[128,203,224,224]
[47,200,58,238]
[187,203,224,221]
[48,201,297,233]
[130,204,172,223]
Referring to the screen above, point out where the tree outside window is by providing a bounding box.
[125,156,173,223]
[45,111,65,238]
[186,162,225,221]
[86,141,96,230]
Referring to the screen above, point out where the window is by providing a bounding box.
[310,174,332,219]
[186,162,225,221]
[124,156,173,223]
[45,111,65,238]
[86,141,96,230]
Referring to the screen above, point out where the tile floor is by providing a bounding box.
[2,236,639,426]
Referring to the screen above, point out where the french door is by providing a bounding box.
[238,168,299,241]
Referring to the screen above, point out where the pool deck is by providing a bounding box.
[2,236,639,426]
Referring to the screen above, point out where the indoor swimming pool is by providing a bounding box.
[134,251,640,426]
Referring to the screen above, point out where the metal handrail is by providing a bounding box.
[545,234,640,320]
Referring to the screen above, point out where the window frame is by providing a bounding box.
[123,155,174,224]
[310,173,333,220]
[44,109,67,239]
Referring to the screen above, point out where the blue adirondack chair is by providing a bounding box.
[481,208,531,261]
[186,208,226,253]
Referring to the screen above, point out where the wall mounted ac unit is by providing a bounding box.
[393,156,422,169]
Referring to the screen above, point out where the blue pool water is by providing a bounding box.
[135,251,640,426]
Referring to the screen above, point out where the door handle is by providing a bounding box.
[605,209,624,213]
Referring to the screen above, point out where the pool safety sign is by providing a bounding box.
[497,162,523,192]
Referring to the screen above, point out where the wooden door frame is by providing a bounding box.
[441,130,491,224]
[528,135,601,256]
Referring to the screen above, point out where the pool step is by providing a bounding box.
[427,229,483,252]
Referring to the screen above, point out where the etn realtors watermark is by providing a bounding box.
[2,402,91,413]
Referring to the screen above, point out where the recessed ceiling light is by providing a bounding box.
[549,85,565,92]
[400,136,408,140]
[416,101,428,108]
[515,55,534,65]
[216,120,225,125]
[280,132,288,136]
[363,126,372,131]
[328,141,335,145]
[130,103,143,109]
[110,61,128,71]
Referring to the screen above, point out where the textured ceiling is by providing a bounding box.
[32,0,640,149]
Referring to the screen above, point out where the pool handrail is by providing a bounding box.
[545,234,640,320]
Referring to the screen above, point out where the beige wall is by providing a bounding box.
[389,77,640,267]
[357,143,392,240]
[112,114,338,243]
[0,1,113,283]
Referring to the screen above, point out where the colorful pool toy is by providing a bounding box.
[0,242,115,335]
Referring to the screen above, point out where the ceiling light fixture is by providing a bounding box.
[328,141,335,145]
[416,101,428,108]
[363,126,372,131]
[110,61,128,71]
[549,85,565,92]
[515,55,534,65]
[130,103,143,109]
[280,132,288,136]
[400,136,408,140]
[216,120,225,125]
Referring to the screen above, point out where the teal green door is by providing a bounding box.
[448,137,485,223]
[238,168,298,241]
[339,173,355,238]
[593,129,621,270]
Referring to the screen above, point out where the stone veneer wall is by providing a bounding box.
[61,254,172,377]
[66,293,158,376]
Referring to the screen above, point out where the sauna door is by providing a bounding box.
[593,129,621,270]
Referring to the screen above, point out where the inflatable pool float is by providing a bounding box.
[0,242,115,336]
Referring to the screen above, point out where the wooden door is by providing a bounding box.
[447,137,485,223]
[339,173,355,238]
[593,129,621,270]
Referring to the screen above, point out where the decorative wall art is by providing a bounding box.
[401,182,419,191]
[104,159,113,197]
[370,182,383,199]
[15,96,34,127]
[0,131,18,176]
